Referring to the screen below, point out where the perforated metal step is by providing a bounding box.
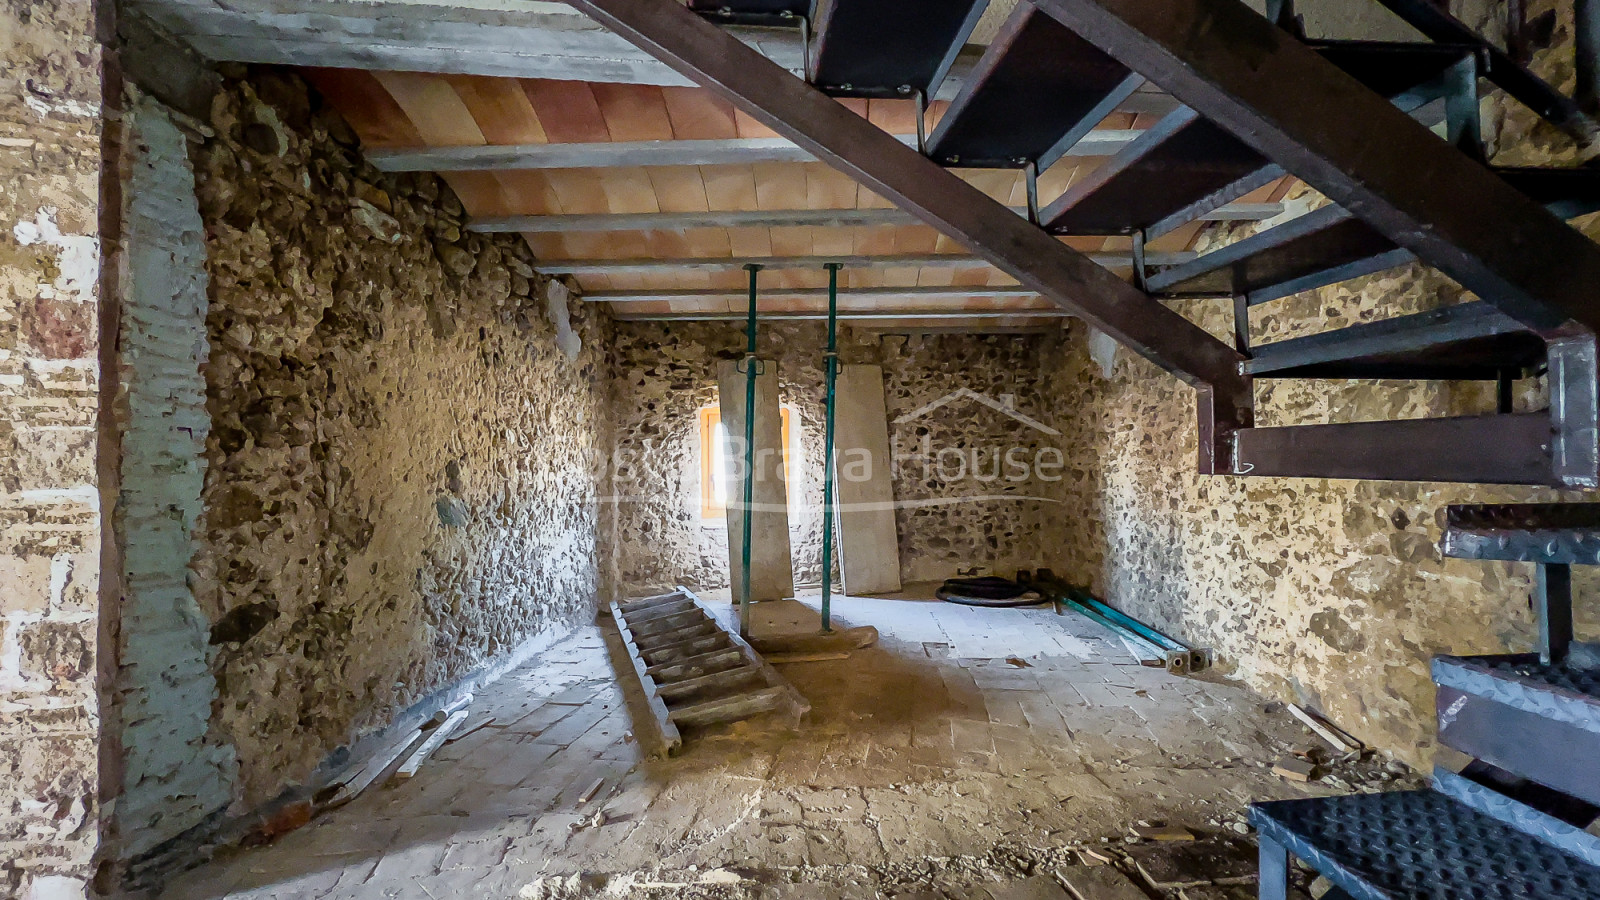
[1242,302,1542,380]
[1435,654,1600,811]
[1442,504,1600,565]
[1251,789,1600,900]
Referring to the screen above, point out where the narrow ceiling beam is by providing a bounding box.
[132,0,1181,110]
[613,310,1071,321]
[366,131,1143,172]
[535,251,1197,274]
[584,286,1041,302]
[472,203,1283,233]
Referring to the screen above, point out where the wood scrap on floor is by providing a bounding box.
[1273,756,1318,782]
[442,716,496,744]
[1133,823,1194,842]
[577,777,606,804]
[393,708,468,781]
[1287,704,1362,753]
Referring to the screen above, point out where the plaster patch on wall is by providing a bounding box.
[546,279,582,362]
[114,98,239,858]
[11,208,98,305]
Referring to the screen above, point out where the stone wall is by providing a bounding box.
[610,323,1060,593]
[1045,0,1599,767]
[187,70,614,808]
[0,0,104,896]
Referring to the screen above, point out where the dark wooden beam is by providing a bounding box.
[1034,0,1600,334]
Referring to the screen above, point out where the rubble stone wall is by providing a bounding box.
[610,323,1058,593]
[189,71,614,807]
[0,0,105,896]
[1045,0,1600,767]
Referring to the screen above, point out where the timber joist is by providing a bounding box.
[609,587,809,757]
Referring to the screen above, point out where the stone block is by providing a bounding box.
[18,620,93,683]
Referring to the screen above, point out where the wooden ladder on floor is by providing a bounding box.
[570,0,1600,486]
[609,586,809,756]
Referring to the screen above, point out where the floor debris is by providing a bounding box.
[164,592,1401,900]
[1272,756,1317,783]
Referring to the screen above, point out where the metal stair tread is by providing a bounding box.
[809,0,987,98]
[1242,301,1542,380]
[1250,789,1600,900]
[924,3,1138,169]
[1442,503,1600,565]
[1042,40,1474,236]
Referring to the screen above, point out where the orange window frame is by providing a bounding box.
[699,404,793,520]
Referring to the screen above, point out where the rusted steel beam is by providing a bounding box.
[1034,0,1600,335]
[1232,414,1559,484]
[564,0,1253,473]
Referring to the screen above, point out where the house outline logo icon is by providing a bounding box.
[892,388,1060,437]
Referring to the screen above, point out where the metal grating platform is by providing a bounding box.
[1251,790,1600,900]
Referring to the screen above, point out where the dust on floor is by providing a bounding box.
[163,591,1413,899]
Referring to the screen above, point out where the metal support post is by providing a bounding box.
[1534,561,1574,665]
[819,263,842,634]
[1258,835,1289,900]
[1580,0,1600,113]
[737,263,763,638]
[1232,294,1251,354]
[1443,54,1485,162]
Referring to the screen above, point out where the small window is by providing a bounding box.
[699,404,795,520]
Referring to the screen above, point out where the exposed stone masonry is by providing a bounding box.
[186,70,615,809]
[610,323,1060,592]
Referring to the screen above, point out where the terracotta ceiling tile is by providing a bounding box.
[521,80,611,143]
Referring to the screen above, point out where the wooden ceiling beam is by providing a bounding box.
[132,0,1180,109]
[473,203,1282,233]
[585,286,1041,302]
[612,310,1071,321]
[366,131,1143,172]
[537,251,1195,274]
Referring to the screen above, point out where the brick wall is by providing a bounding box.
[0,0,104,896]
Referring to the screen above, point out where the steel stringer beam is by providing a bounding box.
[564,0,1253,473]
[1032,0,1600,336]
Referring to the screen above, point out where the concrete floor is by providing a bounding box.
[164,590,1401,899]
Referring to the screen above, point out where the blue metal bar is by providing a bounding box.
[819,263,841,633]
[1069,588,1188,653]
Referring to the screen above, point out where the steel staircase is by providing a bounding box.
[1250,502,1600,899]
[573,0,1600,486]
